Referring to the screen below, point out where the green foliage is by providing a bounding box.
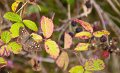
[3,12,22,22]
[10,22,24,38]
[1,31,11,43]
[8,42,22,54]
[23,20,38,32]
[69,66,84,73]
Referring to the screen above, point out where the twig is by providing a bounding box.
[106,12,120,24]
[113,0,120,8]
[16,2,28,13]
[54,0,66,13]
[107,0,120,16]
[92,0,120,41]
[67,4,72,31]
[92,0,110,45]
[20,51,55,63]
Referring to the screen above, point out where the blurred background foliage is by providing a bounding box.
[0,0,120,73]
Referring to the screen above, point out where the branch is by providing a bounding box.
[92,0,120,41]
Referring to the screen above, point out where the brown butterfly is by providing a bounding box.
[17,27,41,52]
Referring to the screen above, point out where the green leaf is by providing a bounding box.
[1,31,11,43]
[8,42,22,54]
[69,66,84,73]
[10,22,24,38]
[23,20,38,32]
[0,57,7,68]
[3,12,22,22]
[84,58,105,71]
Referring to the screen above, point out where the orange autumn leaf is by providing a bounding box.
[75,31,92,39]
[64,32,72,49]
[40,16,54,38]
[56,51,69,70]
[93,30,110,37]
[44,39,60,59]
[73,19,93,32]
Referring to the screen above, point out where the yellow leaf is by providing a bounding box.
[64,32,72,49]
[75,31,92,39]
[0,57,7,68]
[69,65,84,73]
[84,58,105,71]
[40,16,54,38]
[74,19,93,32]
[93,30,110,37]
[74,43,90,51]
[11,1,20,12]
[31,33,42,43]
[56,51,69,70]
[45,39,60,59]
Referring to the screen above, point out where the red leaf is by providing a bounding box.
[73,19,93,32]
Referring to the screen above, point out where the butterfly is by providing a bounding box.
[17,27,41,52]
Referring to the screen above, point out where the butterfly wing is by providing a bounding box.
[18,27,41,52]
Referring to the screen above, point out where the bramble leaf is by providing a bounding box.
[11,1,20,12]
[8,42,22,54]
[40,16,54,38]
[23,20,38,32]
[44,39,60,59]
[69,66,84,73]
[75,31,92,39]
[84,58,105,71]
[3,12,22,22]
[1,31,11,43]
[74,43,90,51]
[64,32,72,49]
[93,30,110,37]
[10,22,24,38]
[0,57,7,68]
[56,51,69,70]
[31,33,43,42]
[74,19,93,32]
